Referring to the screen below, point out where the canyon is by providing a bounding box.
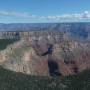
[0,23,90,76]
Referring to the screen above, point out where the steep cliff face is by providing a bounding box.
[0,40,49,76]
[0,30,90,76]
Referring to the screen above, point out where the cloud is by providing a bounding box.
[45,11,90,21]
[0,11,36,18]
[0,10,90,21]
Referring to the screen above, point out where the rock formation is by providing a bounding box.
[0,29,90,76]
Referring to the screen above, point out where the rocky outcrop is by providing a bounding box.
[0,37,90,76]
[0,30,90,76]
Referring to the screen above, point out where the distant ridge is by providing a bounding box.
[0,23,90,41]
[0,22,90,31]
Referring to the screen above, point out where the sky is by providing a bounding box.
[0,0,90,23]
